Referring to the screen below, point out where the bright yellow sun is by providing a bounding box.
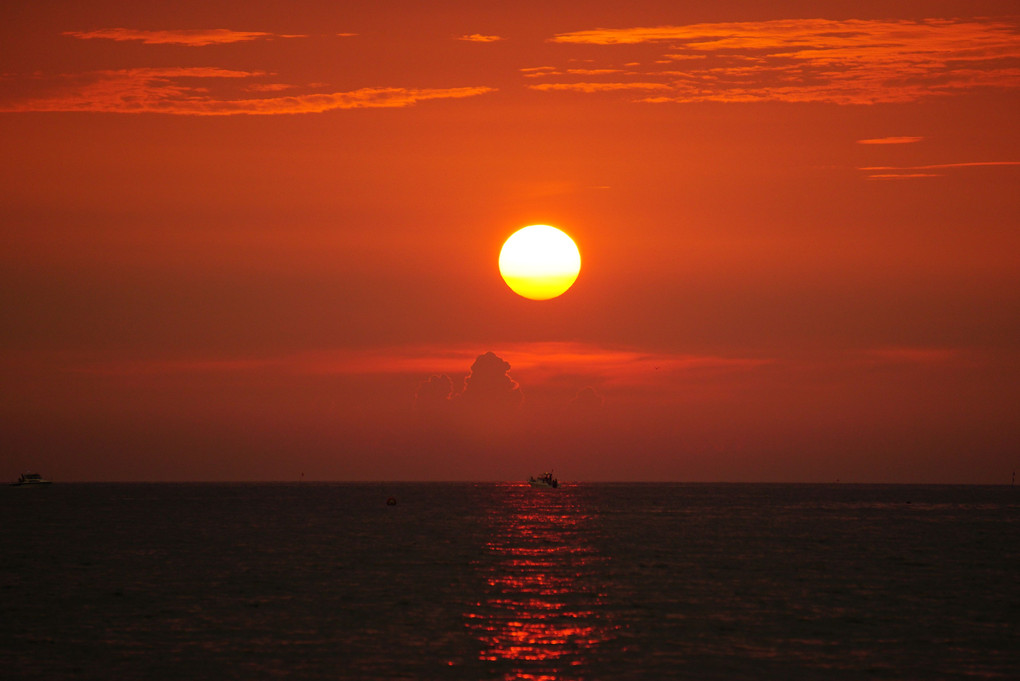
[499,224,581,300]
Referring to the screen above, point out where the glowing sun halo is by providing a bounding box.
[499,224,581,300]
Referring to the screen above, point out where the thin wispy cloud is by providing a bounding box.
[244,83,295,93]
[520,66,558,78]
[860,160,1019,179]
[537,18,1020,104]
[565,68,626,75]
[0,67,495,115]
[861,161,1020,171]
[866,173,942,180]
[458,34,503,42]
[70,342,772,388]
[63,28,301,46]
[529,82,671,94]
[857,136,924,145]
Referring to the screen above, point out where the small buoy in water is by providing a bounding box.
[386,497,397,506]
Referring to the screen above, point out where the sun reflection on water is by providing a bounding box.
[466,483,613,680]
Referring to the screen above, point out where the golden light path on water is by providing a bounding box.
[465,483,615,680]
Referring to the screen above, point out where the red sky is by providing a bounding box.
[2,1,1018,482]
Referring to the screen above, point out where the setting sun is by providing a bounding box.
[498,225,581,300]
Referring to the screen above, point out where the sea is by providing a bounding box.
[1,483,1017,680]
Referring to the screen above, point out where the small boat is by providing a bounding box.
[11,472,52,486]
[528,471,558,489]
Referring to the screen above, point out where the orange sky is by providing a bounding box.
[2,1,1018,482]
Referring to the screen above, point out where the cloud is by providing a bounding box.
[860,161,1020,171]
[497,342,772,390]
[528,82,671,93]
[459,352,523,411]
[857,137,924,145]
[520,66,559,77]
[414,374,454,416]
[568,386,605,413]
[866,173,942,180]
[458,34,504,42]
[565,68,626,75]
[538,18,1020,104]
[660,54,707,61]
[860,160,1019,179]
[244,83,295,93]
[68,342,773,386]
[413,352,523,428]
[0,67,496,115]
[63,28,300,46]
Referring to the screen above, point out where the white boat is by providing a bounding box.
[11,472,52,486]
[528,472,558,489]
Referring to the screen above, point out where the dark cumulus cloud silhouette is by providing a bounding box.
[568,386,604,413]
[414,351,523,417]
[414,373,454,416]
[460,351,523,410]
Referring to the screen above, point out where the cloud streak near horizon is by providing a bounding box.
[0,67,495,114]
[458,34,503,42]
[857,137,924,145]
[535,18,1020,104]
[860,161,1020,171]
[860,159,1020,179]
[64,28,303,46]
[50,342,771,381]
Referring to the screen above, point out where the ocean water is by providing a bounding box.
[1,483,1017,680]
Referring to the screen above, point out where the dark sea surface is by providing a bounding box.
[1,483,1017,680]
